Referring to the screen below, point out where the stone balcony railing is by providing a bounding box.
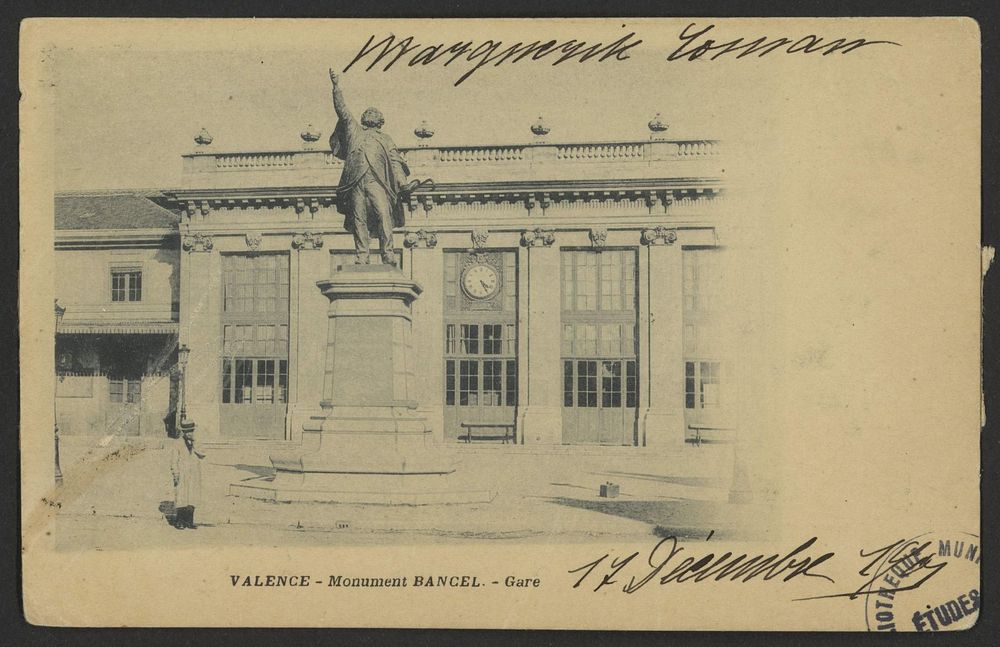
[181,139,722,191]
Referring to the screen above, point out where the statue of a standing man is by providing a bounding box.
[329,69,420,266]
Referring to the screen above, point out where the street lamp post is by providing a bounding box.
[177,344,190,423]
[54,300,66,486]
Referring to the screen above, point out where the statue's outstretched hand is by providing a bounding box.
[329,69,339,86]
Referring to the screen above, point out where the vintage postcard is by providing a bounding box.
[19,17,981,630]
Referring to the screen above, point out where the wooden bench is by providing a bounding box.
[686,424,736,445]
[460,422,516,444]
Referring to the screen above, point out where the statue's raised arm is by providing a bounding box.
[329,69,353,123]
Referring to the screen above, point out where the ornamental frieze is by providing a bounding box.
[641,226,678,245]
[181,233,214,252]
[244,231,263,254]
[403,229,438,249]
[471,229,489,249]
[521,227,556,247]
[291,231,325,250]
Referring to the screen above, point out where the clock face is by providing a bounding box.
[461,263,501,300]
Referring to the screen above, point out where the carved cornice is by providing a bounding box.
[181,233,214,252]
[521,227,556,247]
[589,228,608,249]
[641,226,678,245]
[165,185,722,217]
[291,231,324,250]
[403,229,438,249]
[287,197,322,215]
[471,229,489,249]
[245,231,263,254]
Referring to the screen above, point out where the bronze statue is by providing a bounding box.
[328,69,426,266]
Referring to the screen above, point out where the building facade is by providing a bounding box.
[164,123,732,447]
[54,192,180,437]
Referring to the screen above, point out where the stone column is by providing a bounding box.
[180,233,222,439]
[641,227,685,447]
[405,230,445,443]
[518,228,562,444]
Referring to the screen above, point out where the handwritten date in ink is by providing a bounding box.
[794,537,947,601]
[569,535,835,594]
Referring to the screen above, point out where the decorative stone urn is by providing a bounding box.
[530,116,550,138]
[648,112,669,136]
[194,127,213,146]
[414,120,435,140]
[300,124,321,148]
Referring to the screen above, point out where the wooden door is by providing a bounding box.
[107,377,141,436]
[560,249,639,445]
[220,358,287,439]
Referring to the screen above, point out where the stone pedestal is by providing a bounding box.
[230,264,493,505]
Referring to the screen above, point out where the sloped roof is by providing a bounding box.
[55,192,180,231]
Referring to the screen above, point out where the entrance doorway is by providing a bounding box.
[562,358,637,444]
[219,357,288,439]
[107,376,141,436]
[560,249,639,445]
[218,253,289,439]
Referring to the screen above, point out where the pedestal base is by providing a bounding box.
[273,406,451,471]
[229,473,496,505]
[229,409,494,505]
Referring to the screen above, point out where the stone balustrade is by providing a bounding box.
[556,143,646,161]
[214,152,296,169]
[181,138,723,190]
[432,146,527,163]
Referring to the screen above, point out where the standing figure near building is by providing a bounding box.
[328,69,421,266]
[170,416,205,529]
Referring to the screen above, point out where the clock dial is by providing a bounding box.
[461,264,500,300]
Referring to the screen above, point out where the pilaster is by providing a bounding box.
[289,232,328,442]
[641,227,685,447]
[406,230,445,443]
[181,238,222,439]
[518,228,562,444]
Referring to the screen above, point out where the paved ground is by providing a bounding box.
[51,435,769,551]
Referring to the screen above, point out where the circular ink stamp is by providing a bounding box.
[864,531,980,632]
